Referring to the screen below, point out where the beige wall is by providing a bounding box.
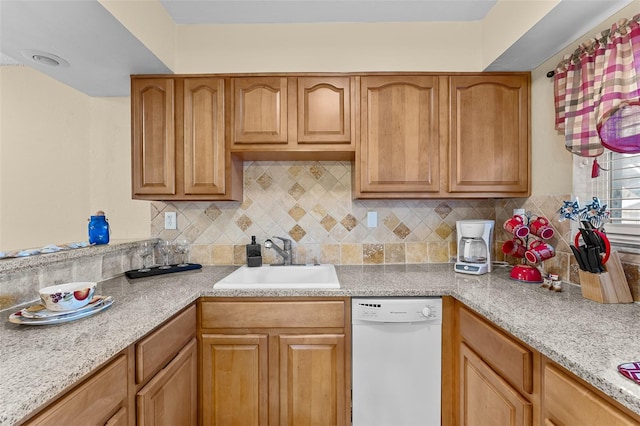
[175,21,483,73]
[0,67,90,251]
[0,67,149,251]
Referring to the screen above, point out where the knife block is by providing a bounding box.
[578,251,633,303]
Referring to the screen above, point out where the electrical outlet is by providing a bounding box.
[367,211,377,228]
[165,212,177,230]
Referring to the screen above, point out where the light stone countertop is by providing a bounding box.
[1,263,639,425]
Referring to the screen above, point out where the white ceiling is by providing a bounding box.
[159,0,498,24]
[0,0,633,96]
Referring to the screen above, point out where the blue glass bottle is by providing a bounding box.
[88,213,110,245]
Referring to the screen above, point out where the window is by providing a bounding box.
[575,152,640,249]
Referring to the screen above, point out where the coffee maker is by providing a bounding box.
[454,220,495,275]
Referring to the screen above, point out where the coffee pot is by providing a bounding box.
[455,220,494,275]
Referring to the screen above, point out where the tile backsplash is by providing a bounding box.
[152,161,497,266]
[151,161,640,301]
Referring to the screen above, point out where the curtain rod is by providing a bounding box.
[547,14,639,78]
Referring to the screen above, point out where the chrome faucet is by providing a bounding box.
[264,236,292,265]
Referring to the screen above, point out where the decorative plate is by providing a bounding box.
[20,295,108,319]
[9,297,113,325]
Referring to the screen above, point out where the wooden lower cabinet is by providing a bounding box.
[278,334,346,426]
[24,353,130,426]
[460,343,533,426]
[453,301,640,426]
[542,361,640,426]
[198,298,350,426]
[136,338,198,426]
[200,334,269,426]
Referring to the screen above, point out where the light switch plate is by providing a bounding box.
[367,211,377,228]
[165,212,177,230]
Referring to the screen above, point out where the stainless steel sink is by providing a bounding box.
[213,264,340,289]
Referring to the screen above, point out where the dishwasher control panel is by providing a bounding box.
[352,297,442,324]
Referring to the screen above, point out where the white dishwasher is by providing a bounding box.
[352,297,442,426]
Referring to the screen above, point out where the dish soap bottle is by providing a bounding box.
[246,235,262,267]
[88,210,110,245]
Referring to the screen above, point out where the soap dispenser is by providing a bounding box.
[246,236,262,267]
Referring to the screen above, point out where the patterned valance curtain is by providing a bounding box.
[554,14,640,157]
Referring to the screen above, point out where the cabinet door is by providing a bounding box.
[131,78,176,196]
[137,338,197,426]
[279,334,346,426]
[298,77,352,144]
[358,76,442,195]
[25,354,129,426]
[449,74,530,195]
[460,343,532,426]
[544,363,638,426]
[233,77,289,145]
[201,334,269,426]
[183,78,226,195]
[105,407,128,426]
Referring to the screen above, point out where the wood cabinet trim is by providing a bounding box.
[131,78,176,196]
[448,74,530,195]
[543,360,640,425]
[136,304,196,384]
[279,333,347,426]
[460,343,533,426]
[200,333,270,426]
[459,306,533,394]
[24,354,128,425]
[136,338,198,425]
[200,300,346,329]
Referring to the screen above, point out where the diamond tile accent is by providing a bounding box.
[236,214,252,231]
[341,214,358,231]
[321,214,337,232]
[393,223,411,240]
[435,202,452,219]
[288,183,305,200]
[309,164,326,179]
[288,204,306,221]
[204,205,222,221]
[383,213,400,231]
[257,173,273,190]
[289,224,306,242]
[288,165,304,178]
[435,222,453,240]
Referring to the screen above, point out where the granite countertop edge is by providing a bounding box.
[1,263,639,425]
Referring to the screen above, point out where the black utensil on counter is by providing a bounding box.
[570,245,588,271]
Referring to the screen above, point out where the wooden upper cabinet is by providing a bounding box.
[233,77,289,145]
[131,76,241,201]
[231,76,356,158]
[183,78,226,195]
[357,75,443,197]
[297,76,353,144]
[132,78,176,196]
[449,74,530,196]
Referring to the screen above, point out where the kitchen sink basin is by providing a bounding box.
[213,264,340,289]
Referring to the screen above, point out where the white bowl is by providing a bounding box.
[39,282,97,312]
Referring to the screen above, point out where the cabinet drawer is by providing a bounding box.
[544,363,638,425]
[25,354,128,425]
[136,304,196,384]
[459,307,533,393]
[200,300,346,329]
